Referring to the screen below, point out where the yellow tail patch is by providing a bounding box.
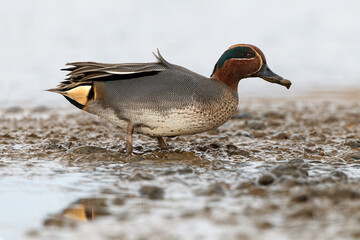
[63,85,92,106]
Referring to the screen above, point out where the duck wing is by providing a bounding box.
[51,50,172,92]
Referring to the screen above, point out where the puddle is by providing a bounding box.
[1,96,360,240]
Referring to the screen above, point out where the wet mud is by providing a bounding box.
[1,92,360,240]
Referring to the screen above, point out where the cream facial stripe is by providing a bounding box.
[252,47,263,72]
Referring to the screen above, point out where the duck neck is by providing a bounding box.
[211,61,246,92]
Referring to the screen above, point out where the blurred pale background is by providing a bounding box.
[1,0,359,107]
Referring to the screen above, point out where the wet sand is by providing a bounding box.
[1,91,360,240]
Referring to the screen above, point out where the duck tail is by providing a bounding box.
[47,82,94,110]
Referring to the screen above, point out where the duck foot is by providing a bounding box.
[156,137,168,150]
[126,123,135,155]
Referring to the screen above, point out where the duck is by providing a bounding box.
[48,44,291,154]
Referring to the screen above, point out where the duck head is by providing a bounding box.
[211,44,291,92]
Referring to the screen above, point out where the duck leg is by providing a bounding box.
[156,137,168,150]
[126,123,135,154]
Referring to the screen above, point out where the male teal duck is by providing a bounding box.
[48,44,291,154]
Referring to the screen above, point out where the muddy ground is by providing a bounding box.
[1,91,360,240]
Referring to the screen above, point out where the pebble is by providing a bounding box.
[199,183,227,196]
[234,131,252,138]
[258,173,276,186]
[112,197,125,205]
[256,221,274,229]
[226,144,250,156]
[344,152,360,162]
[252,131,266,138]
[345,139,360,149]
[291,134,306,141]
[291,193,309,203]
[32,106,49,113]
[287,158,306,166]
[288,208,314,219]
[209,142,221,149]
[231,112,253,119]
[236,181,254,190]
[248,121,264,130]
[272,132,289,140]
[130,172,155,181]
[70,146,107,154]
[177,166,194,174]
[6,106,24,113]
[263,111,285,119]
[331,170,348,181]
[248,186,267,197]
[139,186,164,200]
[271,160,308,179]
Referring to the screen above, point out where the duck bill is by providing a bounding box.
[254,64,291,89]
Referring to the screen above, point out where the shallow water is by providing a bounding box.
[1,92,360,240]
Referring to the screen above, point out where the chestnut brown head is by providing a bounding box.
[211,44,291,91]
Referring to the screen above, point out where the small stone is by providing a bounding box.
[352,232,360,239]
[32,106,49,113]
[271,161,308,178]
[209,142,221,149]
[211,160,225,170]
[43,217,65,227]
[291,134,306,141]
[26,230,40,237]
[256,221,274,229]
[101,188,118,194]
[258,174,276,186]
[272,132,289,140]
[238,149,250,157]
[323,116,338,123]
[180,210,197,218]
[177,166,194,174]
[70,146,107,154]
[235,131,252,138]
[226,144,250,156]
[6,106,23,113]
[288,208,314,219]
[199,183,227,196]
[49,138,60,144]
[291,193,309,203]
[332,170,348,181]
[345,139,360,149]
[332,188,360,200]
[68,136,79,141]
[64,141,73,149]
[112,197,125,205]
[248,186,267,197]
[253,131,266,138]
[287,158,306,166]
[195,145,209,152]
[248,121,264,130]
[232,112,253,119]
[1,133,14,139]
[236,181,254,190]
[344,152,360,162]
[161,170,176,176]
[130,172,155,181]
[263,111,285,119]
[140,186,164,200]
[206,129,220,135]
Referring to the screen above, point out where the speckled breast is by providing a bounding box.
[135,89,238,136]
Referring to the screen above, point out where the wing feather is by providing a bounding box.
[49,50,172,93]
